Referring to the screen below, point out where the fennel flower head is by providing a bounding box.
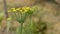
[8,6,35,23]
[8,6,34,14]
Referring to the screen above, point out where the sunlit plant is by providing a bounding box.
[6,17,12,31]
[0,12,4,25]
[8,6,35,34]
[0,12,4,30]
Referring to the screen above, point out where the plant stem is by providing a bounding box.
[29,16,32,34]
[3,0,9,18]
[20,23,23,34]
[30,16,32,28]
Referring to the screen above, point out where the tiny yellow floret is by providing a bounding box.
[13,9,16,12]
[25,7,30,10]
[16,8,21,10]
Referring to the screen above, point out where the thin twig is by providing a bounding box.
[3,0,9,33]
[3,0,9,18]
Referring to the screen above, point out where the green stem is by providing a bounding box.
[30,16,32,28]
[6,21,11,31]
[29,16,32,34]
[20,14,23,34]
[20,23,23,34]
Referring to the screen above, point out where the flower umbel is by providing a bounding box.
[8,6,35,23]
[8,6,35,34]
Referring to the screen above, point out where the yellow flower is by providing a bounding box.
[19,9,25,14]
[24,9,28,12]
[22,7,30,13]
[22,8,27,12]
[22,7,30,10]
[16,8,21,10]
[13,9,16,12]
[11,8,16,12]
[25,7,30,10]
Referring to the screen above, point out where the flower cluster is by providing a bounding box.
[8,7,35,23]
[8,7,36,34]
[8,7,34,14]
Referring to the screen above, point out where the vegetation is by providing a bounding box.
[0,0,60,34]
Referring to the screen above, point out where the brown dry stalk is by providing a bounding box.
[3,0,9,19]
